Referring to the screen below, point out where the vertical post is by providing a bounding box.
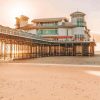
[65,43,67,56]
[33,44,35,58]
[26,44,28,58]
[19,43,22,59]
[34,44,36,58]
[13,42,15,59]
[48,45,51,56]
[49,45,51,56]
[18,43,20,59]
[64,44,66,56]
[15,43,17,59]
[43,44,45,57]
[59,44,61,56]
[28,44,30,58]
[0,40,1,58]
[30,44,32,58]
[31,44,33,58]
[39,44,41,57]
[44,45,46,57]
[0,40,3,58]
[81,43,83,56]
[36,44,38,58]
[10,40,12,60]
[47,45,49,56]
[52,45,55,56]
[4,42,6,60]
[22,42,24,59]
[1,41,3,59]
[42,44,44,57]
[17,38,19,59]
[41,44,42,57]
[54,45,56,56]
[92,45,94,56]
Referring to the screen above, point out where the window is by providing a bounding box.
[41,23,57,26]
[37,29,58,35]
[77,18,84,27]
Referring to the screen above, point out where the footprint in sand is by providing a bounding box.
[0,96,4,100]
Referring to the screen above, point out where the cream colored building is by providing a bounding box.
[15,11,91,41]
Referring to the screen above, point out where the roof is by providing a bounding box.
[19,24,37,30]
[59,22,76,28]
[32,17,68,23]
[42,36,73,39]
[18,15,29,21]
[20,25,58,30]
[19,22,76,30]
[70,11,86,17]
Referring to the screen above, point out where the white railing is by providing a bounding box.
[0,25,48,41]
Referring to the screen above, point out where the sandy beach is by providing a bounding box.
[0,63,100,100]
[0,53,100,100]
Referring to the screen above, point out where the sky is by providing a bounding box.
[0,0,100,50]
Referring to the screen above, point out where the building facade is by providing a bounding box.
[15,11,91,42]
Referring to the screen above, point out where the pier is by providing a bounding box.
[0,25,95,61]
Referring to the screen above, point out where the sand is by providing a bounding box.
[0,63,100,100]
[12,55,100,65]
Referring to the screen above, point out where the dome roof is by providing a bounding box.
[70,11,86,17]
[20,15,29,20]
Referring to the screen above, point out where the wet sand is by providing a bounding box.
[0,63,100,100]
[12,55,100,65]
